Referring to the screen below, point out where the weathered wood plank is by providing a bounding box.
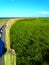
[4,49,16,65]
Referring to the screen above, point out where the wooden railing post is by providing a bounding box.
[4,49,16,65]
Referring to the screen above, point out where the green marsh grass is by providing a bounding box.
[10,18,49,65]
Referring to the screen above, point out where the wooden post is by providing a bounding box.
[4,49,16,65]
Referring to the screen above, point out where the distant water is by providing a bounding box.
[0,17,19,19]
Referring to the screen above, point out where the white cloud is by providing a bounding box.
[39,11,49,15]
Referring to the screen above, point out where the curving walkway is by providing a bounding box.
[0,18,24,65]
[5,18,24,49]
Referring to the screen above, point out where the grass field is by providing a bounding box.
[10,18,49,65]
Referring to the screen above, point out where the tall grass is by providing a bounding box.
[10,18,49,65]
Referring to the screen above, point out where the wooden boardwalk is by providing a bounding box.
[0,18,24,65]
[0,21,16,65]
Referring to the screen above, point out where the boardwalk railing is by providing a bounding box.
[0,23,16,65]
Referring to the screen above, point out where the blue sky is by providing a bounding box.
[0,0,49,17]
